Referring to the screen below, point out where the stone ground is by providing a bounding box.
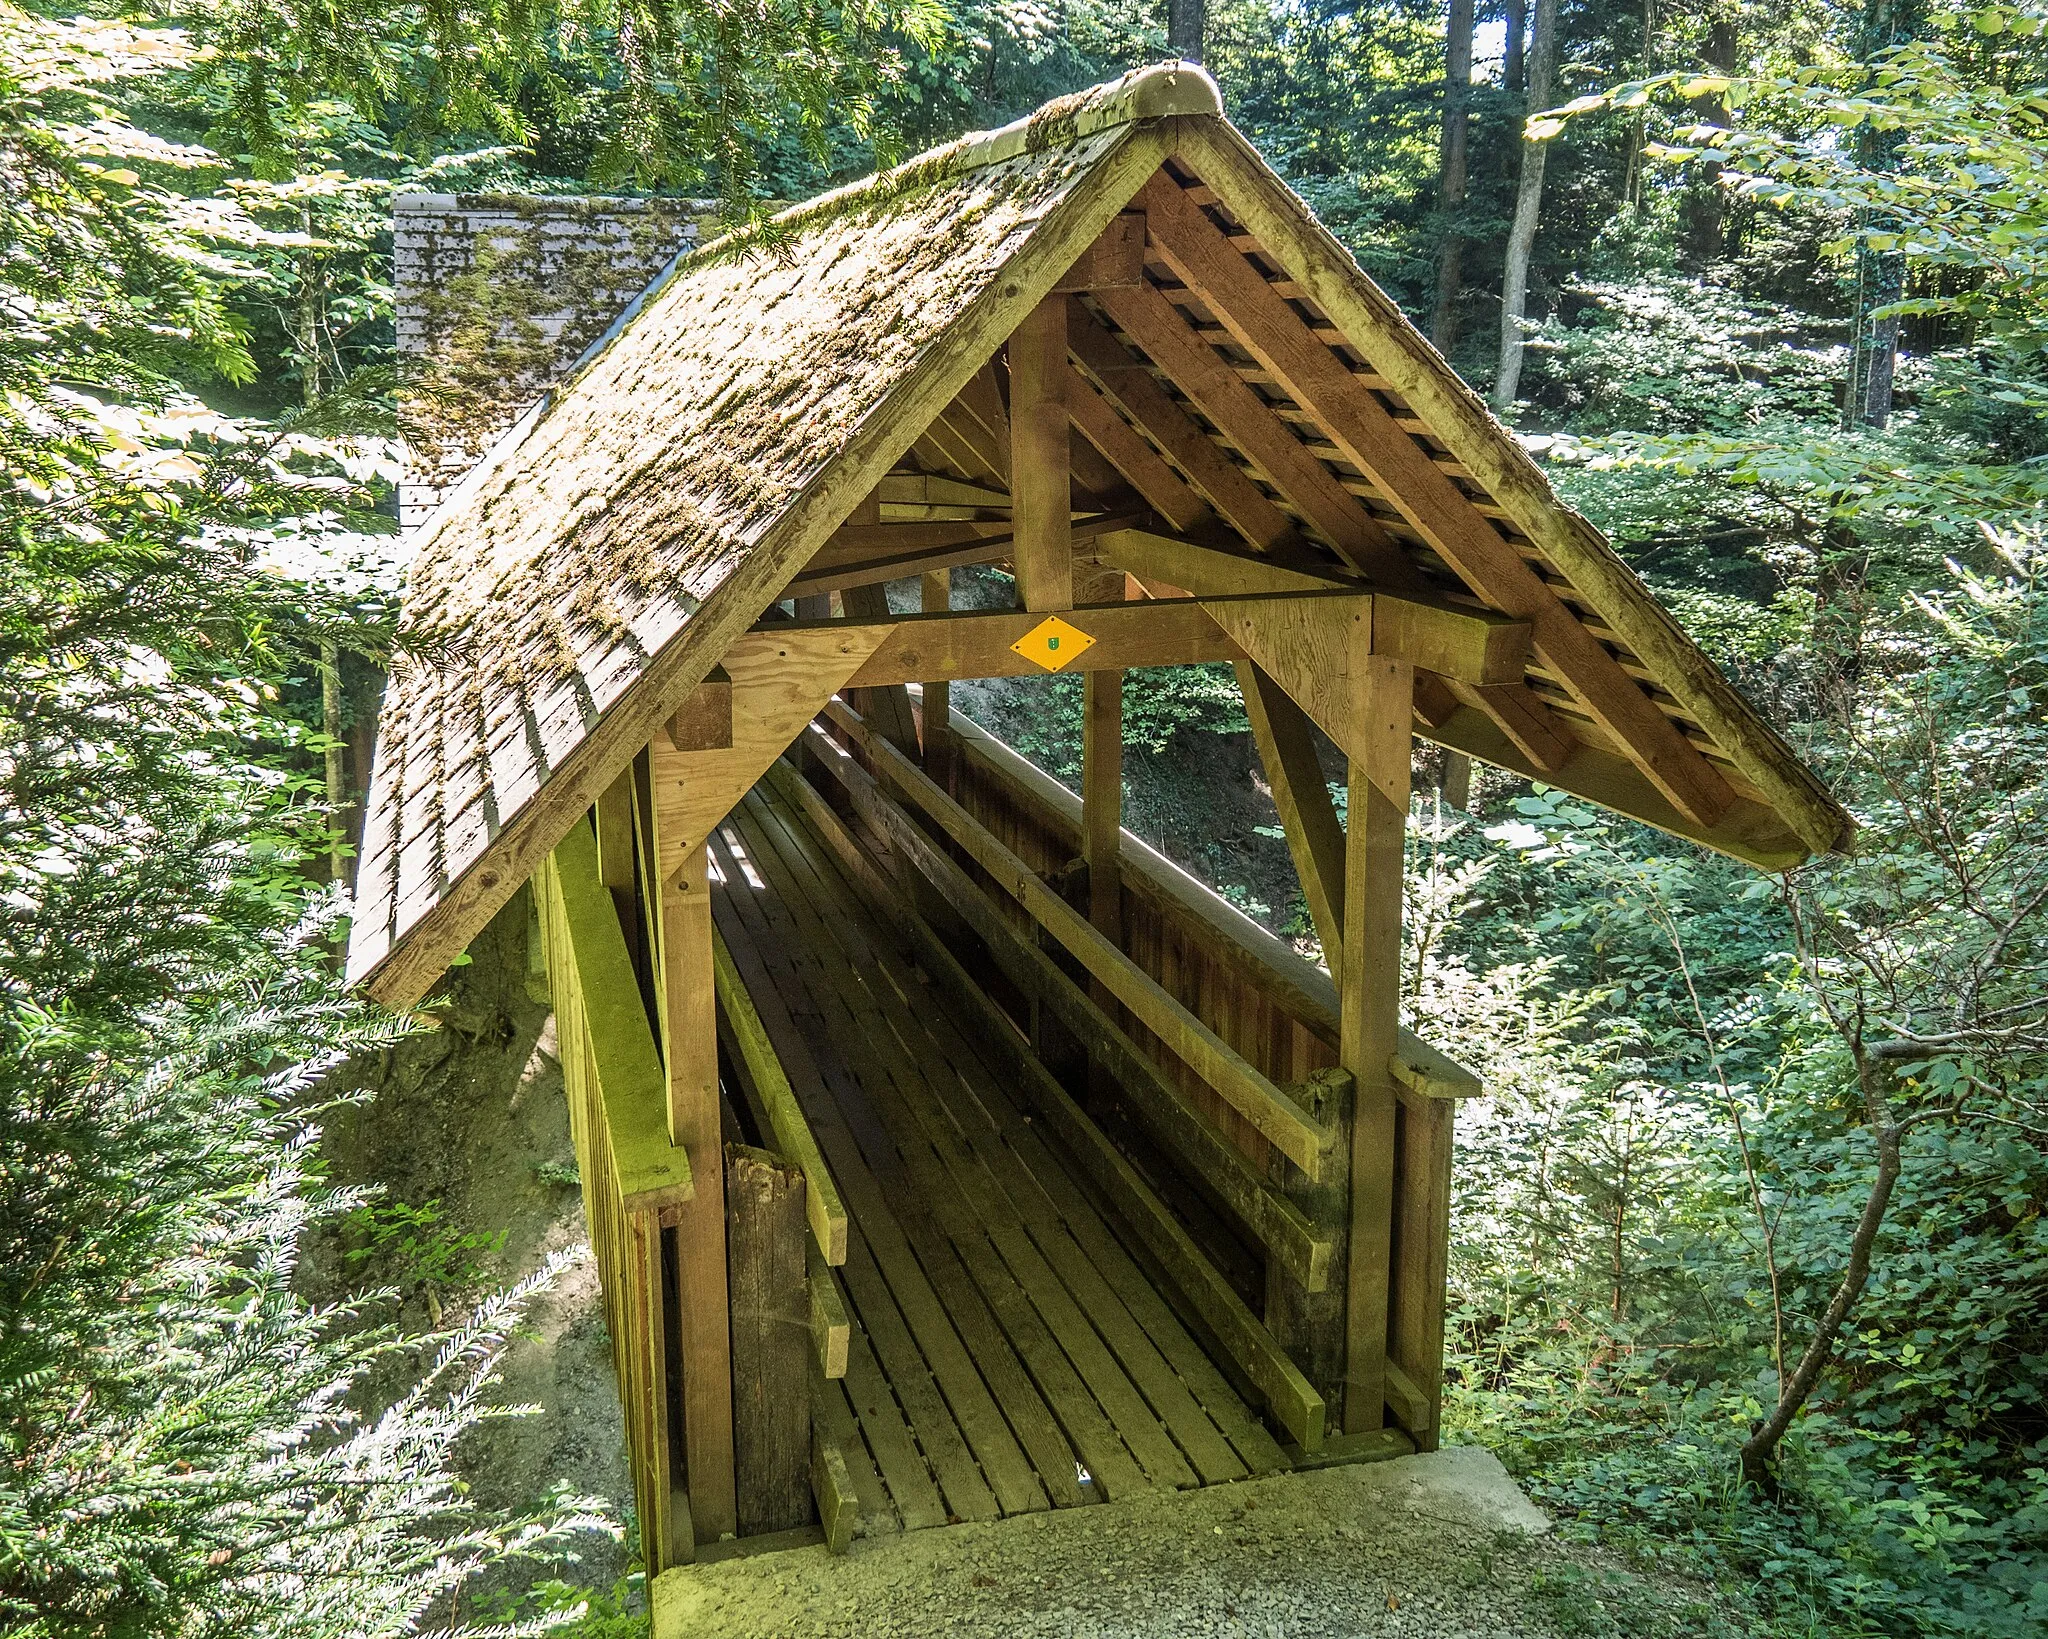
[651,1448,1754,1639]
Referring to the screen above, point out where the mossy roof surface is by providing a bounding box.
[349,112,1136,987]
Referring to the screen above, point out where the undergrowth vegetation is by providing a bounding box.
[4,0,2047,1631]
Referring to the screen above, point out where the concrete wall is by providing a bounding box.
[394,193,722,529]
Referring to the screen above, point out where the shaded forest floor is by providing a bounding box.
[311,892,638,1603]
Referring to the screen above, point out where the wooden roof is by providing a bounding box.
[349,63,1850,1006]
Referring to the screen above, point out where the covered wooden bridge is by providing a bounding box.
[347,66,1849,1573]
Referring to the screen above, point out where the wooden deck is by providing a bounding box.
[708,774,1293,1540]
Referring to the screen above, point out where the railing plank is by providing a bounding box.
[712,930,850,1265]
[824,699,1334,1177]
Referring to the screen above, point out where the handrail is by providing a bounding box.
[825,698,1335,1177]
[547,817,695,1212]
[712,928,850,1265]
[929,698,1483,1102]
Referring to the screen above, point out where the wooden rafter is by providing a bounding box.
[1138,168,1736,829]
[1065,370,1217,536]
[1089,278,1411,584]
[1067,298,1302,553]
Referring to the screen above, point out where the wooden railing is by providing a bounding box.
[535,817,693,1568]
[815,696,1478,1449]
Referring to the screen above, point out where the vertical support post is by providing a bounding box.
[1389,1094,1454,1451]
[1264,1067,1352,1407]
[651,784,737,1542]
[596,764,642,970]
[1339,656,1412,1433]
[920,567,951,776]
[841,582,920,755]
[1009,296,1073,613]
[1082,668,1123,942]
[727,1143,812,1536]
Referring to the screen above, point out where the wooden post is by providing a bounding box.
[1009,296,1073,612]
[1082,668,1122,942]
[1388,1094,1454,1450]
[1237,660,1346,978]
[653,811,737,1541]
[921,568,950,776]
[1265,1067,1352,1408]
[726,1143,812,1536]
[596,765,642,968]
[1339,656,1412,1434]
[841,582,920,756]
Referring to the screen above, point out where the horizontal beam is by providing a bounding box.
[844,597,1240,686]
[824,699,1335,1176]
[936,707,1483,1098]
[1088,527,1358,596]
[743,589,1525,691]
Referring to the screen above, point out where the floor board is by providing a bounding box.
[708,776,1280,1538]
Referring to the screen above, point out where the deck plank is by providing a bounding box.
[743,791,1200,1493]
[727,800,1156,1503]
[752,782,1247,1487]
[713,827,1078,1514]
[711,837,1060,1519]
[770,756,1296,1476]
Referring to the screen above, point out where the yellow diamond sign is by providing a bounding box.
[1011,615,1097,673]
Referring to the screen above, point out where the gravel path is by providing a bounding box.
[651,1448,1749,1639]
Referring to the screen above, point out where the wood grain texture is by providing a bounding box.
[828,700,1333,1176]
[1237,660,1346,976]
[1339,657,1412,1434]
[782,743,1332,1291]
[1139,167,1735,829]
[1067,299,1302,553]
[654,836,735,1540]
[726,1143,812,1537]
[535,821,682,1570]
[649,626,890,870]
[1009,295,1074,612]
[713,929,849,1264]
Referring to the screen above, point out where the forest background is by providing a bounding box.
[3,0,2045,1632]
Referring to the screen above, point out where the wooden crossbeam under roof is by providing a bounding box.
[348,61,1850,1008]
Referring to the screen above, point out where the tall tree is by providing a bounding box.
[1678,10,1740,269]
[1843,0,1927,429]
[1494,0,1561,408]
[1170,0,1205,61]
[1430,0,1477,352]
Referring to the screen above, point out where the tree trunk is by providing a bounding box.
[1504,0,1528,89]
[1841,0,1925,429]
[1678,15,1739,271]
[1169,0,1205,62]
[1494,0,1561,410]
[1739,1059,1906,1490]
[1430,0,1477,353]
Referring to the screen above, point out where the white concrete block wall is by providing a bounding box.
[394,193,721,530]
